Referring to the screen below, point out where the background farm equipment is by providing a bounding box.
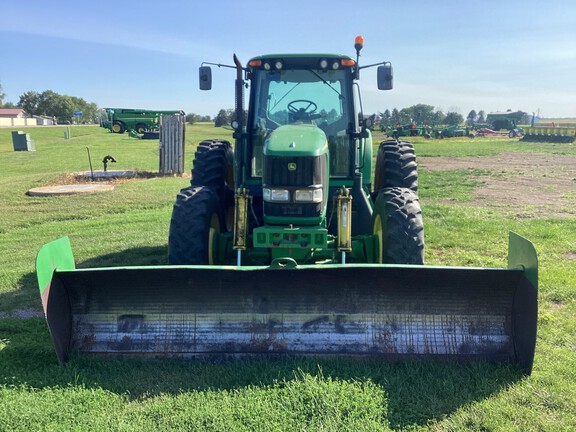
[382,123,431,138]
[475,128,522,138]
[101,108,184,134]
[522,125,576,143]
[433,124,468,138]
[486,111,526,132]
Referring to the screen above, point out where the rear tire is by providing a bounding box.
[168,186,222,265]
[192,140,234,186]
[373,139,418,193]
[191,140,234,229]
[372,187,424,264]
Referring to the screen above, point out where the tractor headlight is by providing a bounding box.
[294,188,323,203]
[263,188,290,202]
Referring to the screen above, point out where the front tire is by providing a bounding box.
[372,187,424,264]
[168,186,222,265]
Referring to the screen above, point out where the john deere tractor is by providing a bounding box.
[168,36,423,267]
[36,37,537,373]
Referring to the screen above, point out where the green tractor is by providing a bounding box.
[36,37,538,373]
[169,39,422,267]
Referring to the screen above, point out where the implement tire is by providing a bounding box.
[372,187,424,264]
[168,186,222,265]
[111,121,125,134]
[373,139,418,193]
[135,123,147,134]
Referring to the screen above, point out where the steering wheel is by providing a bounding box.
[287,99,318,121]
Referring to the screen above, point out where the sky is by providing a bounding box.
[1,0,575,119]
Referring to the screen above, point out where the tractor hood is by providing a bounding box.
[264,124,328,157]
[262,124,330,227]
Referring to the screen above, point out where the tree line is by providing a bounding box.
[18,90,98,123]
[187,105,494,128]
[0,81,98,123]
[186,109,250,127]
[378,104,487,128]
[0,81,514,129]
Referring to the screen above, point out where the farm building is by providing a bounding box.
[0,108,37,127]
[0,108,26,117]
[33,115,55,126]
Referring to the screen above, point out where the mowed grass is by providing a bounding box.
[1,125,575,431]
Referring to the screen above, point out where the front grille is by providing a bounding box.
[264,155,326,187]
[263,155,327,222]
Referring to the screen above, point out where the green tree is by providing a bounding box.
[70,96,83,122]
[466,110,477,126]
[36,90,60,116]
[18,89,97,123]
[43,93,74,123]
[399,108,412,124]
[445,111,464,126]
[431,110,446,125]
[405,104,436,124]
[58,97,75,123]
[214,109,230,127]
[380,109,391,127]
[186,113,199,124]
[18,91,41,115]
[477,110,486,123]
[0,81,5,107]
[390,108,401,125]
[69,96,98,123]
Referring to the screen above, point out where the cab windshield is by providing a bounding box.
[250,68,353,177]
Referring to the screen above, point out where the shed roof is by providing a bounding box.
[0,108,26,117]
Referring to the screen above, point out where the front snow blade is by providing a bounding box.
[36,233,537,373]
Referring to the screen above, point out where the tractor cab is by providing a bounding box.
[245,55,358,181]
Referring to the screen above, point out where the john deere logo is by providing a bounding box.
[288,163,297,171]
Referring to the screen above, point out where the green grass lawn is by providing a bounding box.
[1,125,575,431]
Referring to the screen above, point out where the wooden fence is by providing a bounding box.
[159,114,186,175]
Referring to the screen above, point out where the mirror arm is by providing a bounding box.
[201,61,243,70]
[358,60,391,70]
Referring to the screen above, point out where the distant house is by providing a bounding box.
[0,108,37,127]
[0,108,26,119]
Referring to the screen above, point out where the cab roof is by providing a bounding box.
[247,54,356,70]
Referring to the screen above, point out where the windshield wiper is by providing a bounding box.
[309,70,343,99]
[270,82,301,111]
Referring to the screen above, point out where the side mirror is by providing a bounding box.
[199,66,212,90]
[377,64,393,90]
[363,115,374,129]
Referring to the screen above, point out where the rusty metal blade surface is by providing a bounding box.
[45,264,536,371]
